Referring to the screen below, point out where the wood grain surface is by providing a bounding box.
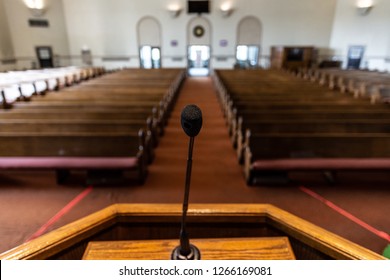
[82,237,296,260]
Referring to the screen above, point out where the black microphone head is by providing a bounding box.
[181,104,203,137]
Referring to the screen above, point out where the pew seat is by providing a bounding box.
[252,158,390,171]
[0,130,148,185]
[0,156,138,169]
[243,132,390,185]
[247,157,390,185]
[0,156,144,185]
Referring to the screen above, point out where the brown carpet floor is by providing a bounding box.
[0,77,389,256]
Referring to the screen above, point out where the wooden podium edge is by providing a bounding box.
[0,203,385,260]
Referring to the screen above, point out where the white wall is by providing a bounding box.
[330,0,390,71]
[62,0,338,69]
[4,0,390,71]
[1,0,70,69]
[0,0,15,71]
[0,0,13,58]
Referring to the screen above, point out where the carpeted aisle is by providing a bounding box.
[139,76,249,201]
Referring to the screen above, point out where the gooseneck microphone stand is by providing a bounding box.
[171,136,201,260]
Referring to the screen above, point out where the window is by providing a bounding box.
[235,45,259,68]
[140,46,161,69]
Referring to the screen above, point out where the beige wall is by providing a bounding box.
[1,0,390,70]
[1,0,69,69]
[0,0,13,58]
[330,0,390,71]
[61,0,337,69]
[0,0,14,71]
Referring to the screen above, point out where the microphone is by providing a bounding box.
[171,104,202,260]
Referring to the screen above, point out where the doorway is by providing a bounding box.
[187,17,211,76]
[236,45,260,68]
[188,45,210,76]
[35,46,54,68]
[140,46,161,69]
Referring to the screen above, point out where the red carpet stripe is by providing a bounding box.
[299,186,390,242]
[25,186,93,242]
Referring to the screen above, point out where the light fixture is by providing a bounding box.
[168,3,182,18]
[220,2,234,18]
[24,0,46,17]
[356,0,373,15]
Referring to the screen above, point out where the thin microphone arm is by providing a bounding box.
[179,136,194,256]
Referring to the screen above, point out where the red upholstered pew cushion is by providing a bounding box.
[0,157,138,170]
[252,158,390,171]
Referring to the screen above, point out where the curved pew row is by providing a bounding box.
[0,66,105,108]
[0,131,147,185]
[297,68,390,103]
[1,67,184,109]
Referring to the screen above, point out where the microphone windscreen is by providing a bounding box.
[181,104,203,137]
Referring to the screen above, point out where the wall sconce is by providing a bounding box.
[168,4,182,18]
[24,0,46,17]
[220,2,234,17]
[356,0,373,15]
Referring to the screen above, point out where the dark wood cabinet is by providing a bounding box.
[271,46,317,71]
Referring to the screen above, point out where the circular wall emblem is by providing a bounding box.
[193,25,205,38]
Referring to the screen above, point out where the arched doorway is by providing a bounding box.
[236,16,262,68]
[137,17,162,68]
[187,17,211,76]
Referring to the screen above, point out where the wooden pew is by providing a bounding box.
[0,130,147,185]
[0,68,185,186]
[227,102,389,135]
[238,119,390,133]
[0,118,156,163]
[229,109,390,142]
[214,69,389,130]
[0,107,163,145]
[243,132,390,185]
[0,66,105,103]
[214,69,389,143]
[371,85,390,104]
[0,119,151,133]
[214,69,390,185]
[1,89,11,109]
[234,117,390,161]
[232,102,385,111]
[302,68,390,100]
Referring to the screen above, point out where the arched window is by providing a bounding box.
[137,17,161,68]
[236,16,262,68]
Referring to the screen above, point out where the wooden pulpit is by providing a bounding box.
[0,204,385,260]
